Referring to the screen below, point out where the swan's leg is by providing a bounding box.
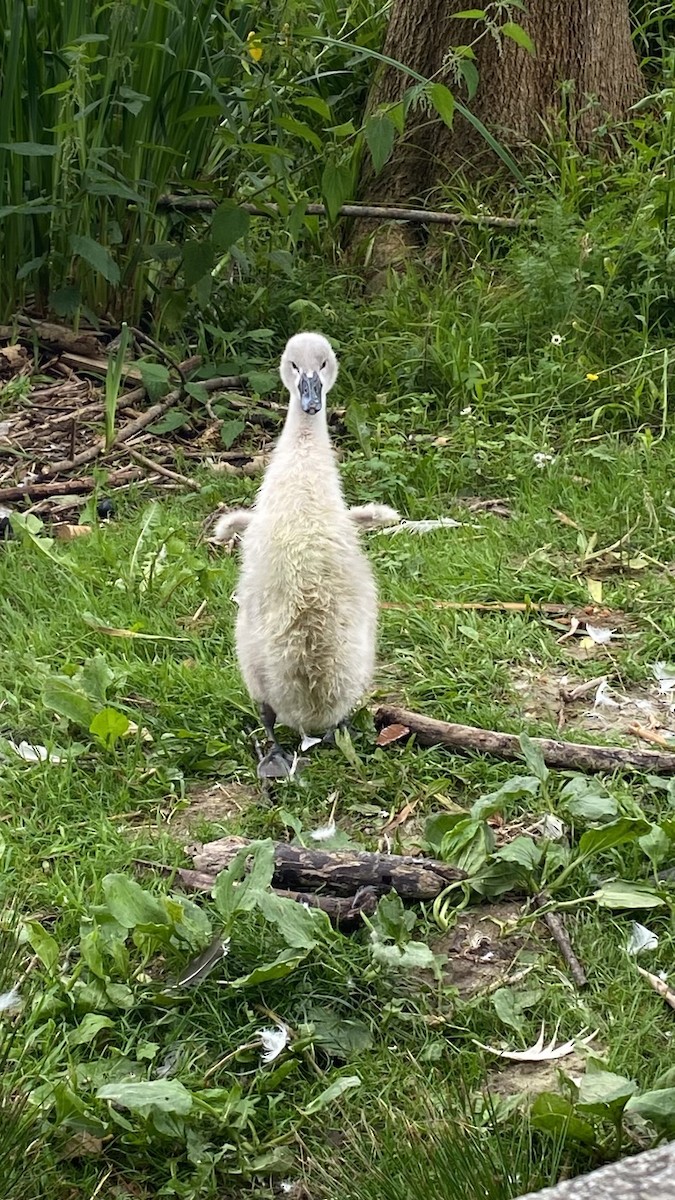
[320,718,350,748]
[257,703,295,779]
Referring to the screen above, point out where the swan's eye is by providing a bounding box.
[291,361,299,371]
[320,360,327,370]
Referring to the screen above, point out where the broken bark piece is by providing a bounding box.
[191,837,465,898]
[532,893,587,988]
[375,705,675,775]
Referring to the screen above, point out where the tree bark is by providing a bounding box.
[191,837,465,898]
[362,0,643,200]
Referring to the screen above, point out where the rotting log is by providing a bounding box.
[375,705,675,775]
[191,837,465,898]
[134,860,379,930]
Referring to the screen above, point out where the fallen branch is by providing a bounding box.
[380,600,618,618]
[129,450,200,490]
[532,893,587,988]
[0,466,146,502]
[158,195,527,229]
[374,704,675,775]
[40,366,242,478]
[134,860,378,929]
[191,837,465,898]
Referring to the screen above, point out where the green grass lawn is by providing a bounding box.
[2,406,675,1198]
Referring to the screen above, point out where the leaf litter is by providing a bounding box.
[512,665,675,742]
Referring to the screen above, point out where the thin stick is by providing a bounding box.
[375,704,675,775]
[0,466,146,502]
[129,451,200,490]
[380,600,617,617]
[532,892,587,988]
[158,195,527,229]
[41,368,238,477]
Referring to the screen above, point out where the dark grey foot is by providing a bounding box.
[257,744,296,780]
[321,720,349,748]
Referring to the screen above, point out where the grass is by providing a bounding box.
[2,382,675,1195]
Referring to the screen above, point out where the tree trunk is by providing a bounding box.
[362,0,643,201]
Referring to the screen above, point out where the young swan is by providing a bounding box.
[234,331,380,777]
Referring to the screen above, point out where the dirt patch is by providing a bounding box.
[166,782,257,839]
[487,1051,589,1099]
[433,901,537,997]
[512,665,675,743]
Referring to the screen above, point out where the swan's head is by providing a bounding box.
[280,332,338,417]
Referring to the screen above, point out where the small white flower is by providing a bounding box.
[260,1024,289,1064]
[627,922,658,956]
[532,452,555,469]
[0,986,21,1013]
[310,820,337,841]
[550,333,564,346]
[460,405,473,416]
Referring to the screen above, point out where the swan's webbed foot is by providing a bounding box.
[257,744,296,779]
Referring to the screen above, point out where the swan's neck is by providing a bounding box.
[279,397,331,450]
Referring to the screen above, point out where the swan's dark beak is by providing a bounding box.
[299,372,322,415]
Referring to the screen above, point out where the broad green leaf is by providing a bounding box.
[364,113,396,173]
[592,882,664,910]
[213,840,275,924]
[579,818,650,857]
[230,947,308,988]
[182,240,214,287]
[0,141,57,155]
[639,824,671,868]
[370,891,416,945]
[137,361,170,402]
[440,817,493,875]
[519,732,549,784]
[370,940,439,973]
[321,162,352,222]
[70,235,119,285]
[501,21,535,54]
[302,1076,361,1117]
[577,1065,636,1115]
[304,1007,373,1058]
[459,57,480,100]
[470,776,540,819]
[275,115,322,151]
[245,370,278,396]
[428,82,455,129]
[89,708,129,749]
[472,859,524,899]
[492,985,542,1032]
[530,1093,596,1144]
[77,654,115,705]
[97,1079,193,1116]
[425,811,469,852]
[42,677,96,729]
[102,874,170,929]
[220,418,246,449]
[295,95,332,120]
[494,836,542,873]
[257,890,328,949]
[68,1014,115,1046]
[148,409,190,435]
[559,776,617,822]
[625,1088,675,1135]
[23,921,59,972]
[212,203,250,251]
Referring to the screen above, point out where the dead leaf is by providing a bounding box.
[54,524,92,541]
[552,509,581,530]
[376,723,410,747]
[62,1132,104,1159]
[381,800,418,837]
[0,344,29,378]
[586,578,603,603]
